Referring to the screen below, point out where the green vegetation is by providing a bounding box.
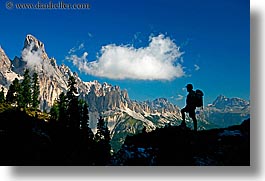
[5,69,40,110]
[0,73,112,165]
[0,102,12,113]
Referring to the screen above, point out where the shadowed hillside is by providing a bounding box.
[111,119,250,166]
[0,106,106,166]
[0,102,250,166]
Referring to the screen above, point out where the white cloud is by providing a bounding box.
[66,34,185,80]
[194,64,200,71]
[68,43,85,54]
[22,42,43,69]
[176,94,184,101]
[21,42,55,75]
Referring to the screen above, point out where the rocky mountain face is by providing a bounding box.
[81,81,183,151]
[12,35,69,110]
[0,46,20,92]
[0,35,250,152]
[202,95,250,128]
[0,47,10,86]
[212,95,250,110]
[0,47,11,73]
[0,35,183,151]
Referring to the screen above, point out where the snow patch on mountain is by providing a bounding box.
[123,107,156,130]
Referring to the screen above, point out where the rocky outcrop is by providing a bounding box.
[24,34,48,60]
[0,47,11,72]
[0,46,20,89]
[203,95,250,128]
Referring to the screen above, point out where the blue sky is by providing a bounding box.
[0,0,250,107]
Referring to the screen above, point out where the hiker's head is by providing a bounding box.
[186,84,193,92]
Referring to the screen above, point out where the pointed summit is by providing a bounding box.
[24,34,44,50]
[23,34,48,60]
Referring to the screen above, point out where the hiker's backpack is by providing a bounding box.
[194,89,204,108]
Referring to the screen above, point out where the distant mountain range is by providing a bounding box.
[0,35,250,152]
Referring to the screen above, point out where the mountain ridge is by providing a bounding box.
[0,35,250,152]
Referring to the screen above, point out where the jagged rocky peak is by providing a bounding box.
[84,80,112,96]
[24,34,45,50]
[142,98,179,113]
[0,46,19,88]
[213,95,249,109]
[60,64,71,73]
[121,89,129,100]
[23,34,48,60]
[59,64,74,79]
[0,46,11,72]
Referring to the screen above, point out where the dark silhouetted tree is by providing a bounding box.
[95,116,111,165]
[95,116,105,141]
[80,100,88,130]
[6,82,15,104]
[31,72,40,110]
[6,78,20,104]
[80,101,94,140]
[0,87,5,103]
[20,69,31,108]
[67,76,78,101]
[58,92,68,126]
[50,101,59,121]
[66,76,80,130]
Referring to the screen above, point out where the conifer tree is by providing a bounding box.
[95,116,110,143]
[31,72,40,110]
[6,83,15,104]
[66,76,80,130]
[79,101,94,140]
[95,116,104,141]
[67,76,78,101]
[80,101,89,130]
[6,78,20,105]
[95,116,111,165]
[58,92,68,125]
[50,101,59,121]
[0,87,5,103]
[20,69,31,108]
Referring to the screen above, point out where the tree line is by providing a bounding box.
[0,69,39,110]
[0,69,111,165]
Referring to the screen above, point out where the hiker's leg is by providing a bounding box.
[189,110,197,131]
[181,108,186,122]
[181,108,188,127]
[193,117,197,131]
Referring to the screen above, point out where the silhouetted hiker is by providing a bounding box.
[180,83,197,131]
